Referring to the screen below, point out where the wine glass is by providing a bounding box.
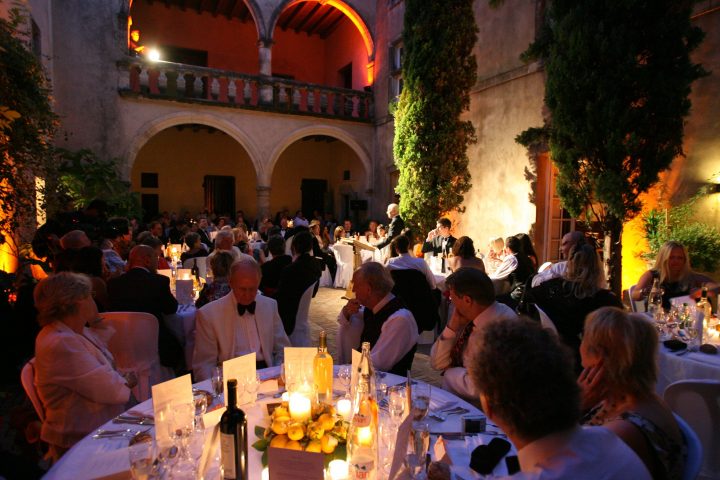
[404,422,430,479]
[128,439,156,480]
[245,372,261,407]
[387,385,406,425]
[410,382,431,422]
[167,403,197,479]
[338,366,351,397]
[211,366,223,399]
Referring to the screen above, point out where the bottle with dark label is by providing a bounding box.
[220,379,248,480]
[191,258,200,282]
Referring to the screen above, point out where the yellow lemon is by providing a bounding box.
[272,407,289,419]
[271,419,289,435]
[321,434,338,454]
[286,440,303,451]
[305,439,322,453]
[306,421,325,441]
[269,434,288,448]
[318,413,336,431]
[287,422,306,441]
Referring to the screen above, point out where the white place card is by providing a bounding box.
[152,374,193,446]
[268,447,324,480]
[283,347,316,388]
[175,279,194,305]
[223,352,256,406]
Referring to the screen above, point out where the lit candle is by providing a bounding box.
[261,467,269,480]
[328,459,348,480]
[336,399,352,420]
[281,392,289,402]
[357,426,373,445]
[289,393,311,422]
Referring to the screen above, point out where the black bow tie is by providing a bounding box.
[237,302,256,315]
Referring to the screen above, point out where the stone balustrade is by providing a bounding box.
[117,58,373,122]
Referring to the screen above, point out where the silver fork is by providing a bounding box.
[428,407,469,421]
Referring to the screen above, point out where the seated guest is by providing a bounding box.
[276,231,323,338]
[333,226,347,244]
[365,220,380,242]
[632,240,716,310]
[107,245,184,371]
[207,229,250,264]
[489,235,535,306]
[342,218,353,238]
[515,233,539,271]
[193,257,291,380]
[580,307,684,479]
[180,232,209,264]
[309,220,325,256]
[259,235,292,298]
[196,251,234,308]
[34,272,135,459]
[387,235,436,290]
[140,235,171,270]
[422,217,456,256]
[194,216,213,249]
[484,236,505,273]
[59,229,91,250]
[99,223,127,279]
[167,219,188,245]
[337,262,419,374]
[470,317,651,479]
[429,268,516,401]
[531,231,589,287]
[447,236,485,272]
[148,220,166,243]
[522,244,622,366]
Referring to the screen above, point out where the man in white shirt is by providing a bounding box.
[531,231,587,288]
[387,235,436,289]
[193,257,291,380]
[429,268,516,401]
[337,262,419,374]
[469,317,651,480]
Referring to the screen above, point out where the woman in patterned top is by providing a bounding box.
[579,307,685,479]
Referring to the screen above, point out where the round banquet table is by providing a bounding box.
[44,366,514,479]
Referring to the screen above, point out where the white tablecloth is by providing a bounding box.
[656,344,720,394]
[44,367,513,479]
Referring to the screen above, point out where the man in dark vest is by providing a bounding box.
[337,262,418,375]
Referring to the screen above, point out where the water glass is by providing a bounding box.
[337,366,352,396]
[211,366,223,399]
[411,382,431,422]
[387,385,407,425]
[404,422,430,479]
[128,439,156,480]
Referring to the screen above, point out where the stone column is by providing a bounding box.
[256,185,272,220]
[258,39,273,104]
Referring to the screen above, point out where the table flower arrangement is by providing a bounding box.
[252,401,348,466]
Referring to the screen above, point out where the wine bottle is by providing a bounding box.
[347,342,378,480]
[313,330,333,403]
[697,284,712,322]
[191,258,200,281]
[220,379,248,480]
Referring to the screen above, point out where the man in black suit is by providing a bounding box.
[275,231,323,338]
[259,234,292,298]
[374,203,404,250]
[107,245,184,370]
[422,217,456,256]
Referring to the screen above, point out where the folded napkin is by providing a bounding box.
[470,437,511,475]
[663,339,687,351]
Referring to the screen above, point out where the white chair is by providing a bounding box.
[534,304,558,336]
[102,312,170,401]
[673,413,703,480]
[21,358,45,422]
[332,244,354,289]
[537,261,552,273]
[318,265,333,287]
[183,256,207,278]
[665,380,719,479]
[289,284,315,347]
[627,284,647,312]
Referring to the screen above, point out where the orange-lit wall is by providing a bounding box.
[132,2,260,73]
[323,19,368,89]
[272,28,327,84]
[131,128,257,217]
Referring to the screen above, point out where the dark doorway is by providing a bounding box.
[141,193,159,222]
[204,175,236,216]
[338,63,352,89]
[301,179,327,218]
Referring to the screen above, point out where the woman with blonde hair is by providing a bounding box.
[632,240,715,310]
[579,307,684,479]
[34,272,134,459]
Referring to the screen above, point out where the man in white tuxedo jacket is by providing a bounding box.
[193,257,291,380]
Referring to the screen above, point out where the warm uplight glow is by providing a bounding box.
[324,0,374,61]
[366,61,374,85]
[35,177,46,226]
[357,426,373,445]
[147,48,161,62]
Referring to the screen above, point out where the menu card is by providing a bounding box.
[388,413,415,480]
[268,447,324,480]
[283,347,316,389]
[152,374,193,446]
[175,279,194,305]
[223,352,256,406]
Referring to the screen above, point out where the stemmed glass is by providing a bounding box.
[211,365,223,400]
[404,422,430,479]
[337,366,351,398]
[167,402,197,479]
[245,372,261,407]
[410,382,431,422]
[387,385,407,426]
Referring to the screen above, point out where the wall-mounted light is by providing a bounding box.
[147,48,161,62]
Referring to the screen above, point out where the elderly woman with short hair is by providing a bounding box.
[579,307,684,479]
[34,272,134,460]
[195,250,234,308]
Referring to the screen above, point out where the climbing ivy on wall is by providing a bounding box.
[392,0,478,236]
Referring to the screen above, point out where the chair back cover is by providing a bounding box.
[665,380,719,479]
[627,284,647,313]
[183,256,207,278]
[21,358,45,422]
[332,244,355,289]
[102,311,167,401]
[289,284,315,347]
[673,413,703,480]
[534,304,559,335]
